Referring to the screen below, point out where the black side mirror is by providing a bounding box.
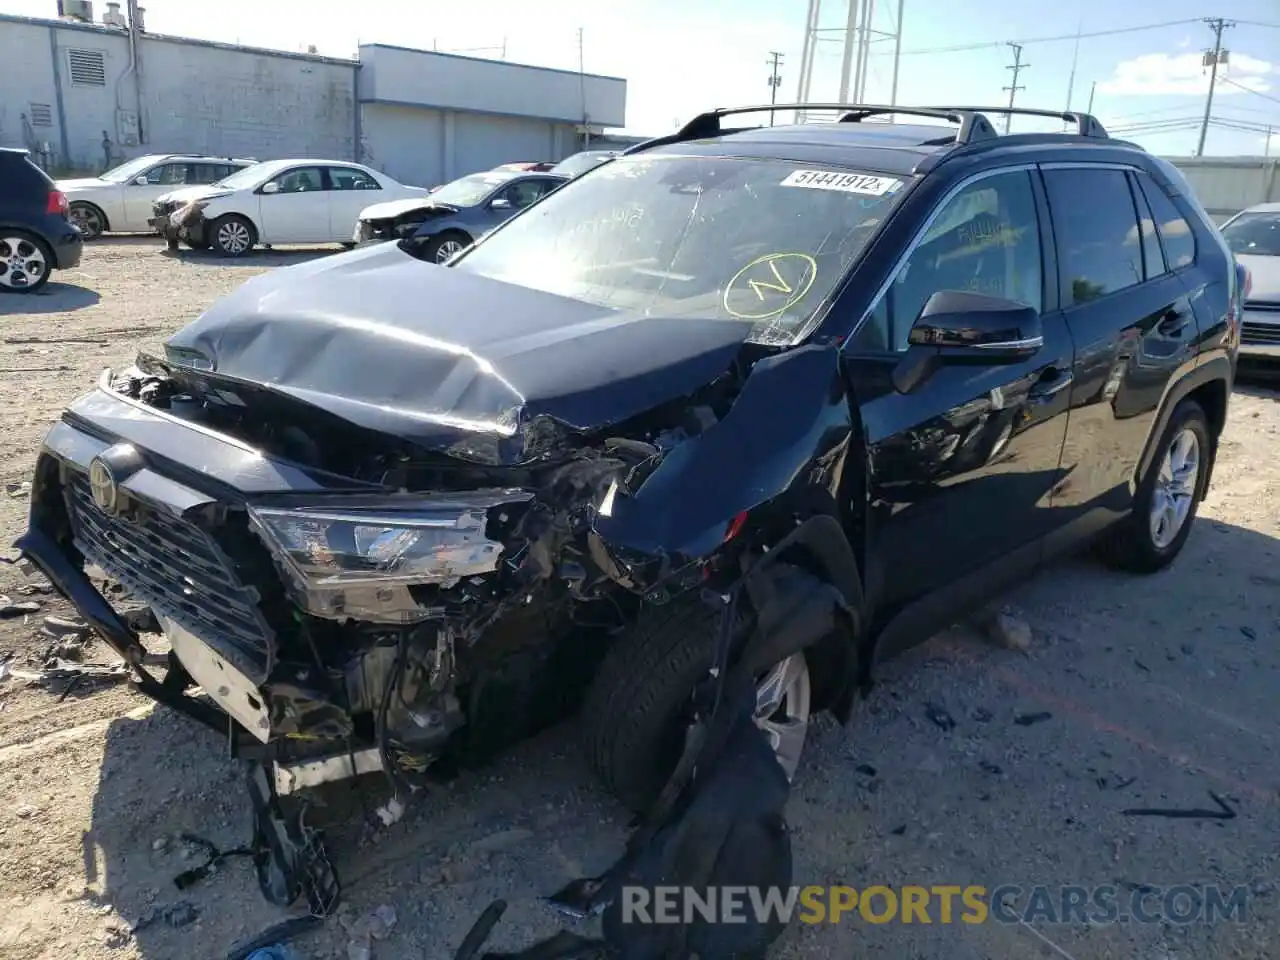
[892,290,1043,393]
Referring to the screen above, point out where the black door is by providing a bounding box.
[1037,165,1199,524]
[843,167,1076,617]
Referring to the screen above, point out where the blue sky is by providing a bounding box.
[5,0,1278,155]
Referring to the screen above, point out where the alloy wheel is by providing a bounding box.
[1149,426,1200,550]
[435,239,465,263]
[217,221,252,255]
[0,236,48,291]
[69,205,103,240]
[753,653,812,780]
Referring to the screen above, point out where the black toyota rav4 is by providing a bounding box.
[15,104,1241,908]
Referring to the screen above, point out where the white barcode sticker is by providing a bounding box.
[780,170,902,195]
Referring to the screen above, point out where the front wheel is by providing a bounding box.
[424,231,471,264]
[0,231,54,294]
[1096,398,1211,573]
[581,599,812,813]
[209,214,256,257]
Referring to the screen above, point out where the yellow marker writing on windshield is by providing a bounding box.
[724,252,818,320]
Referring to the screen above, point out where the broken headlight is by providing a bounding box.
[248,492,525,623]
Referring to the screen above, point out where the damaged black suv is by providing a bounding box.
[16,103,1241,884]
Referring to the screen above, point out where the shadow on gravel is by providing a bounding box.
[0,284,100,315]
[77,518,1280,959]
[158,246,342,270]
[1235,371,1280,396]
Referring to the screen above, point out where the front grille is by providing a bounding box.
[1241,321,1280,346]
[65,471,275,684]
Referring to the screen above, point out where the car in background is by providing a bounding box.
[547,149,619,179]
[151,159,428,256]
[58,154,257,240]
[492,161,557,172]
[354,169,567,262]
[0,147,82,294]
[1219,202,1279,363]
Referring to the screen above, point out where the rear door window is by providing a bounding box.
[1136,174,1197,269]
[1042,168,1143,307]
[327,167,381,191]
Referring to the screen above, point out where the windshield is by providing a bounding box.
[100,156,160,183]
[1222,211,1280,257]
[429,173,510,207]
[550,151,616,178]
[453,154,908,345]
[211,163,269,190]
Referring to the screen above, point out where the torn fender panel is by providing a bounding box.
[594,343,856,563]
[165,243,754,464]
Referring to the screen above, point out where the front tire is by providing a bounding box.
[581,598,812,813]
[1096,399,1211,573]
[209,214,256,257]
[69,202,106,240]
[424,230,471,264]
[0,231,54,294]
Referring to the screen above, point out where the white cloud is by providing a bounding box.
[1099,51,1273,97]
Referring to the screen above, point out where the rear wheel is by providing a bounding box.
[209,214,256,257]
[0,231,54,294]
[581,598,812,813]
[1096,399,1211,573]
[69,202,106,240]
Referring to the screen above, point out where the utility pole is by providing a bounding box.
[1196,17,1234,158]
[1086,80,1096,114]
[1002,42,1027,134]
[577,27,590,149]
[766,51,785,122]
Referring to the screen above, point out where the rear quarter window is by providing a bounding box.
[1137,175,1197,270]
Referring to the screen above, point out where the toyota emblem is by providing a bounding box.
[89,456,119,514]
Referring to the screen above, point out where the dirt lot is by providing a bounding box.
[0,240,1277,960]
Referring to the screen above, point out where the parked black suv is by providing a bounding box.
[14,104,1241,909]
[0,148,83,294]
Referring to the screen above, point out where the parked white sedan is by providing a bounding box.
[58,154,257,239]
[153,159,428,256]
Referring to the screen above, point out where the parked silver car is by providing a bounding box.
[1222,202,1280,362]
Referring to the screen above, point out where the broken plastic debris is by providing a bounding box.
[0,599,41,618]
[375,796,406,826]
[1013,711,1052,727]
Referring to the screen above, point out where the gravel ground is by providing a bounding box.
[0,239,1277,960]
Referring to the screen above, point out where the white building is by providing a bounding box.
[0,6,626,187]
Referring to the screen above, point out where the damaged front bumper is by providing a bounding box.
[12,372,525,762]
[149,199,208,247]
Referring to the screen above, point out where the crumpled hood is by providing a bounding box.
[164,242,756,465]
[359,196,450,221]
[157,185,231,206]
[58,178,109,191]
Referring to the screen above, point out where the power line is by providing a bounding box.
[1002,42,1028,133]
[1197,17,1234,157]
[1218,75,1280,106]
[875,17,1203,57]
